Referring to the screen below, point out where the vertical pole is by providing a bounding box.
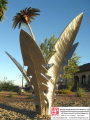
[28,23,36,41]
[22,63,24,88]
[22,75,23,88]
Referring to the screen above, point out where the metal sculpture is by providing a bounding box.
[6,12,83,115]
[61,42,79,75]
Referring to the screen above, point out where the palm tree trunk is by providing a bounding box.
[27,23,35,41]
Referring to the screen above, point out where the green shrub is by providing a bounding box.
[18,91,22,95]
[58,89,72,94]
[28,94,33,99]
[0,80,19,92]
[9,93,13,98]
[66,80,74,90]
[12,86,19,92]
[76,88,85,97]
[29,89,32,93]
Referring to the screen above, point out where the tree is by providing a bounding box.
[40,35,57,63]
[12,7,40,41]
[60,53,81,90]
[13,7,40,88]
[0,0,8,22]
[61,53,80,80]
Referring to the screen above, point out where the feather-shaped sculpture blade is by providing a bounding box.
[20,29,49,115]
[46,13,83,114]
[5,52,38,104]
[5,51,31,84]
[47,13,83,81]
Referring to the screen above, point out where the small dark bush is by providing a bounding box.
[0,80,19,92]
[9,93,13,98]
[28,94,33,99]
[18,91,22,95]
[12,86,19,92]
[66,80,74,90]
[76,88,85,97]
[58,89,72,94]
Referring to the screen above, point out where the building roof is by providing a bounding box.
[78,63,90,72]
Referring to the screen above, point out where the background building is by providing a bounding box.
[58,63,90,91]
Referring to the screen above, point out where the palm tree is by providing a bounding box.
[12,7,40,88]
[0,0,8,22]
[12,7,40,41]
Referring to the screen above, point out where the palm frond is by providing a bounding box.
[22,22,25,28]
[0,0,8,4]
[0,0,8,22]
[12,6,40,40]
[30,16,35,20]
[18,21,22,28]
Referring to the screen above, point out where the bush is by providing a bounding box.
[28,94,33,99]
[0,80,19,92]
[0,81,13,91]
[66,80,74,90]
[76,88,85,97]
[18,91,22,95]
[58,89,72,94]
[9,93,13,98]
[12,86,19,92]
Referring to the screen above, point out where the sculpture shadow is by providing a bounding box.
[0,103,37,119]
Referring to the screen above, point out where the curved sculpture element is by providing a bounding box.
[47,13,83,79]
[5,52,30,83]
[46,13,83,114]
[5,51,37,101]
[57,42,79,83]
[62,42,79,74]
[57,42,79,85]
[20,30,49,115]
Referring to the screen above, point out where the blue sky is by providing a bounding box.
[0,0,90,86]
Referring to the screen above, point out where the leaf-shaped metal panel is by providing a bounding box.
[20,30,49,115]
[47,13,83,81]
[5,51,31,84]
[46,13,83,114]
[5,52,39,106]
